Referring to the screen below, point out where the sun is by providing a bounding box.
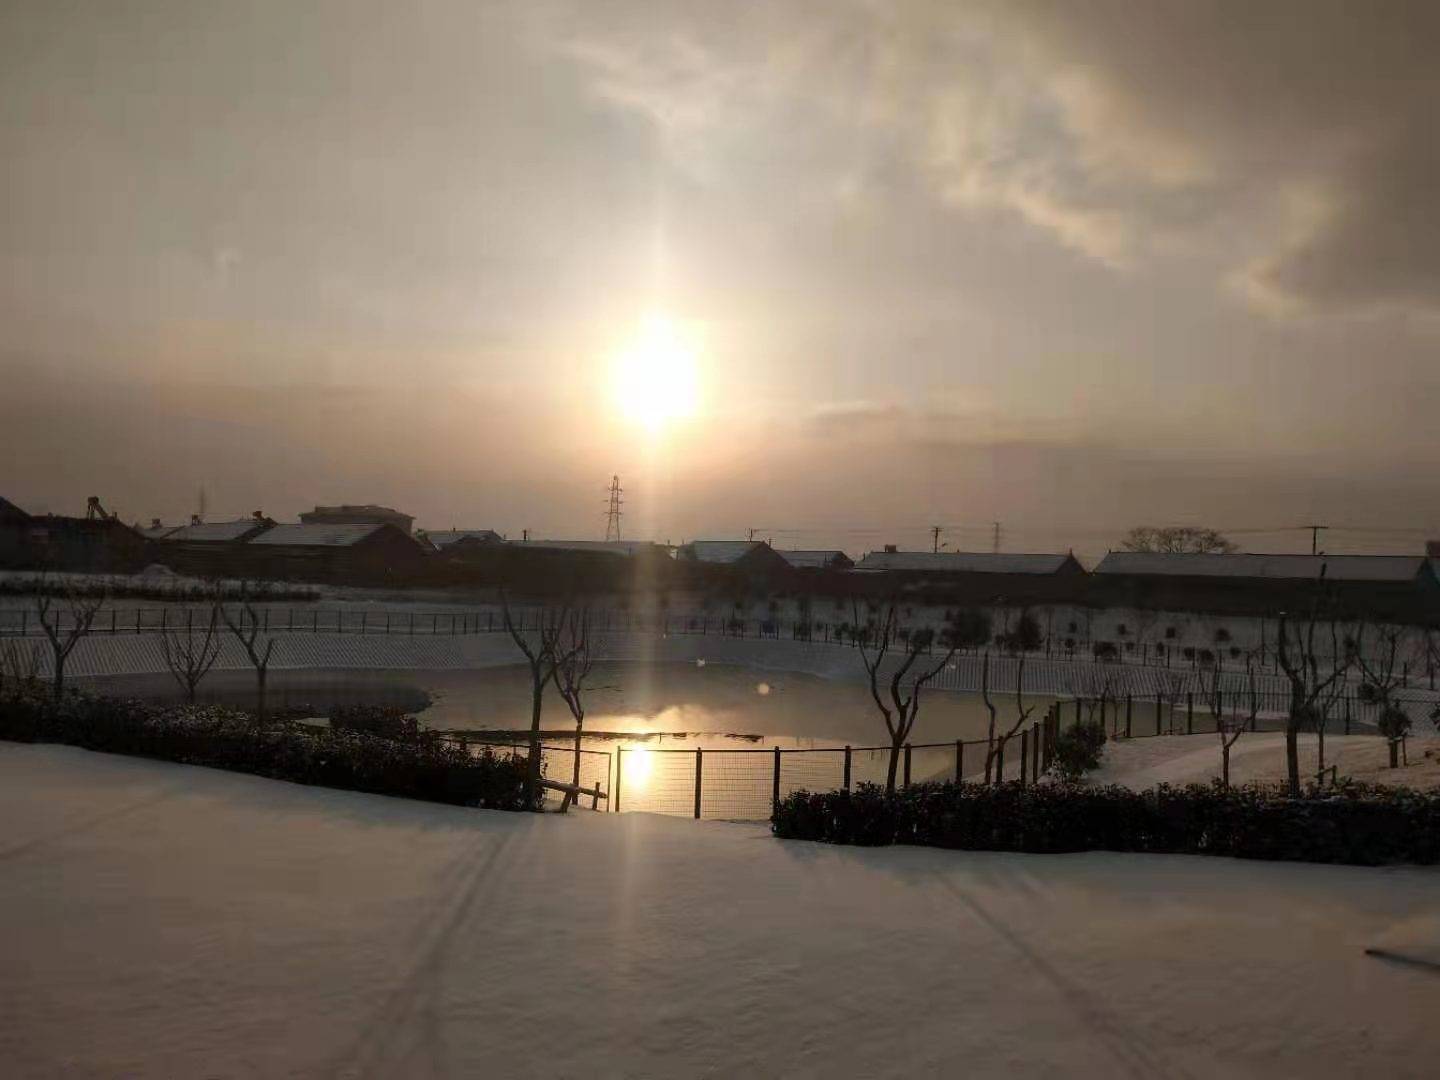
[612,312,700,433]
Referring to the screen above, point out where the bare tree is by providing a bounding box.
[980,651,1039,784]
[34,577,106,699]
[551,607,597,812]
[1120,526,1237,554]
[0,637,44,690]
[1353,623,1414,770]
[160,594,224,704]
[220,586,277,722]
[856,600,987,793]
[1202,654,1253,789]
[1274,573,1353,796]
[501,591,575,801]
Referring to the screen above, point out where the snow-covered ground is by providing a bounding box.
[4,744,1440,1077]
[1091,732,1440,791]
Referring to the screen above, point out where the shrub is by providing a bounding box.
[1049,722,1107,782]
[772,780,1440,865]
[1,684,535,811]
[1092,641,1119,662]
[329,704,428,743]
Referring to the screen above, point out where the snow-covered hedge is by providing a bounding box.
[772,780,1440,865]
[0,687,533,811]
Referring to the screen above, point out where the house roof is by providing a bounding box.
[1094,551,1433,583]
[425,529,503,549]
[855,550,1078,575]
[515,539,663,558]
[247,523,387,548]
[137,524,181,540]
[683,540,772,564]
[776,549,851,569]
[0,496,33,525]
[162,519,268,543]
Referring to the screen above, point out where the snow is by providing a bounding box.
[4,744,1440,1076]
[1090,732,1440,791]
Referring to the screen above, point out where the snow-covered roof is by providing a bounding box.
[1094,552,1432,582]
[137,524,180,540]
[162,520,268,543]
[425,529,503,549]
[855,550,1078,575]
[776,549,851,569]
[247,523,386,547]
[683,540,770,564]
[515,539,663,558]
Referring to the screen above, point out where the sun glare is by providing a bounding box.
[624,746,654,789]
[612,312,700,433]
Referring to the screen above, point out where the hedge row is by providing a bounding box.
[772,780,1440,865]
[0,684,535,811]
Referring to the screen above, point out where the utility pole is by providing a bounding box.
[604,475,623,541]
[1304,524,1327,555]
[992,521,1002,554]
[931,525,943,553]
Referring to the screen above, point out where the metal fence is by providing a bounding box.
[612,711,1059,820]
[1061,689,1434,739]
[439,735,614,811]
[5,604,1436,688]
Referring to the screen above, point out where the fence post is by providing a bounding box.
[1020,730,1029,786]
[903,744,912,788]
[1124,697,1132,739]
[1186,692,1194,735]
[694,749,703,819]
[1032,722,1041,778]
[1344,698,1351,736]
[772,747,782,811]
[110,610,116,635]
[161,608,168,631]
[843,745,852,791]
[615,747,623,812]
[955,739,964,783]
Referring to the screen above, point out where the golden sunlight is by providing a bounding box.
[623,746,654,789]
[611,312,700,433]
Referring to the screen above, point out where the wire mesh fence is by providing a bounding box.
[437,735,613,811]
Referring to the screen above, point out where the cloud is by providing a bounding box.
[561,0,1440,315]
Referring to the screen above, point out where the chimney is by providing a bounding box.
[253,510,265,521]
[1427,540,1440,559]
[151,518,161,529]
[884,544,898,553]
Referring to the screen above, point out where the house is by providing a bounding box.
[242,522,426,584]
[0,496,34,568]
[1092,551,1440,621]
[300,504,415,535]
[19,514,148,573]
[422,529,504,552]
[150,514,276,576]
[676,540,793,580]
[513,539,668,559]
[137,519,181,541]
[850,549,1087,605]
[776,549,854,571]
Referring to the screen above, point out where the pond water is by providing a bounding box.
[82,662,1053,750]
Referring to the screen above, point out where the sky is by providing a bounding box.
[3,0,1438,560]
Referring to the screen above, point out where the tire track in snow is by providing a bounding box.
[325,822,525,1079]
[0,785,186,862]
[936,876,1192,1080]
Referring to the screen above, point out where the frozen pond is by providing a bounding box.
[79,661,1055,750]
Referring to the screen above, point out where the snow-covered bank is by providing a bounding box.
[3,745,1439,1077]
[1091,732,1440,791]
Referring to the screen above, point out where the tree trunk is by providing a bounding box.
[885,738,902,794]
[1222,745,1230,790]
[1285,725,1300,796]
[256,666,268,724]
[527,672,545,800]
[52,651,65,701]
[1316,725,1325,773]
[1389,739,1399,768]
